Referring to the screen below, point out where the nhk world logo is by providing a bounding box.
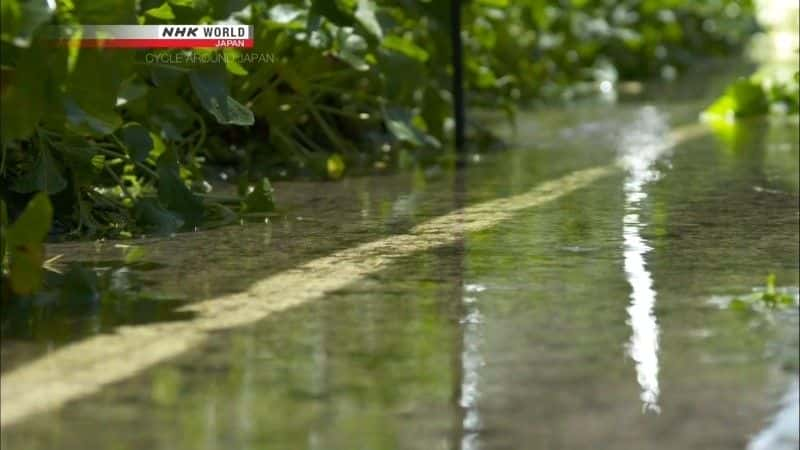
[54,25,254,48]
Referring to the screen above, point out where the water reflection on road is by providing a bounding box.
[619,106,672,413]
[1,98,798,450]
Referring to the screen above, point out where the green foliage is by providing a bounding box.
[703,72,799,122]
[0,0,757,241]
[729,274,797,312]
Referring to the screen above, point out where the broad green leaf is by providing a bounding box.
[119,123,154,162]
[384,107,424,146]
[63,97,123,136]
[381,35,429,62]
[6,192,52,295]
[703,78,769,122]
[134,198,184,235]
[1,44,48,142]
[476,0,510,6]
[145,3,176,20]
[189,65,254,126]
[12,148,67,194]
[224,50,248,76]
[7,192,53,246]
[148,88,196,140]
[337,30,369,71]
[156,149,204,226]
[0,0,53,47]
[64,49,133,136]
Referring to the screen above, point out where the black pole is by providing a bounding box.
[450,0,465,154]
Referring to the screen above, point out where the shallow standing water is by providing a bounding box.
[1,80,798,449]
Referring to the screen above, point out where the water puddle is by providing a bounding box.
[1,92,797,449]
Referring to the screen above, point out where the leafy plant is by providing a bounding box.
[729,274,797,312]
[703,71,799,122]
[0,0,759,242]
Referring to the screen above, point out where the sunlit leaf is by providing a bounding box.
[6,192,52,295]
[382,35,429,62]
[355,0,382,39]
[145,3,176,20]
[327,153,345,179]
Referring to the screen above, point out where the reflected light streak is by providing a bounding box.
[620,107,672,414]
[460,283,485,450]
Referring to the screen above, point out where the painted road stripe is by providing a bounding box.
[0,123,710,428]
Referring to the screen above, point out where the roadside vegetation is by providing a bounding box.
[1,0,789,299]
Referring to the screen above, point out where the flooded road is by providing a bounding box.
[2,89,798,449]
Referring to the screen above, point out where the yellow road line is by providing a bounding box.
[0,124,710,428]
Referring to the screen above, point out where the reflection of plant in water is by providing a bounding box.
[2,257,189,341]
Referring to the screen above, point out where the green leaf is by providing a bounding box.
[7,192,52,245]
[12,148,67,194]
[382,35,429,62]
[134,198,184,235]
[189,65,254,126]
[241,177,275,214]
[156,149,204,227]
[64,49,133,136]
[1,0,53,47]
[337,29,369,71]
[119,123,154,162]
[355,0,382,39]
[703,78,769,122]
[145,3,175,20]
[1,44,48,142]
[476,0,510,6]
[384,107,425,147]
[6,192,52,295]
